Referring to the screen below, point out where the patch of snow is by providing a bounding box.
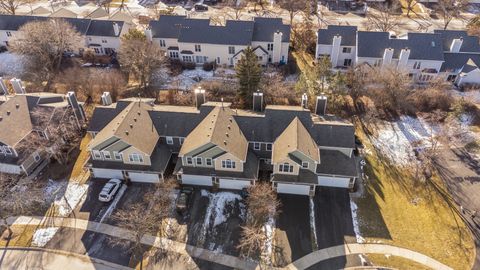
[261,213,276,265]
[350,199,365,244]
[43,179,67,200]
[0,53,25,77]
[31,227,59,247]
[201,189,210,197]
[309,197,318,249]
[358,254,368,266]
[54,182,88,217]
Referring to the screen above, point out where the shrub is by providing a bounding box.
[182,61,196,70]
[409,88,453,113]
[168,59,183,76]
[203,61,215,71]
[0,46,7,53]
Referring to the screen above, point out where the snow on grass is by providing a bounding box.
[43,179,68,200]
[309,197,318,250]
[350,199,365,244]
[0,52,25,77]
[261,212,276,265]
[54,183,89,217]
[31,227,59,247]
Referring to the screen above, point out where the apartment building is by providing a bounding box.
[146,15,291,66]
[87,91,357,196]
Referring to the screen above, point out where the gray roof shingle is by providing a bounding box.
[317,25,357,46]
[434,30,480,53]
[316,149,357,177]
[86,20,124,37]
[252,17,290,42]
[441,53,480,72]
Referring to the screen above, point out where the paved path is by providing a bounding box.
[0,247,132,270]
[5,216,453,270]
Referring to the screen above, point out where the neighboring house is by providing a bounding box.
[87,91,357,196]
[316,26,480,86]
[0,14,130,55]
[0,92,84,175]
[146,15,291,66]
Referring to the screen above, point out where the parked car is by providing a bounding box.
[194,3,208,11]
[176,187,194,213]
[98,179,122,202]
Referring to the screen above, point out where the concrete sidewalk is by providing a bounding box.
[5,216,453,270]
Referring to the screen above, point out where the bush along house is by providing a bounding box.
[87,91,357,196]
[145,15,291,67]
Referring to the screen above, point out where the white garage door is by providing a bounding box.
[92,168,124,179]
[318,176,351,188]
[276,183,311,195]
[128,172,160,183]
[218,178,251,190]
[181,174,212,186]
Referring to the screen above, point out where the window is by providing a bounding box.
[217,57,221,63]
[302,161,309,169]
[103,151,111,160]
[128,153,144,163]
[186,156,193,165]
[179,137,185,145]
[253,142,261,150]
[206,158,212,166]
[266,143,272,151]
[257,56,263,61]
[195,44,201,52]
[279,163,293,173]
[6,31,11,37]
[93,47,101,54]
[222,159,236,169]
[413,61,421,69]
[113,151,122,160]
[447,74,457,82]
[159,40,166,47]
[169,51,179,58]
[374,59,381,67]
[196,56,207,63]
[93,150,102,160]
[101,39,107,44]
[343,59,352,66]
[228,46,235,54]
[342,47,351,53]
[267,43,273,51]
[166,136,174,145]
[33,152,41,162]
[196,157,202,165]
[4,147,12,155]
[182,55,193,62]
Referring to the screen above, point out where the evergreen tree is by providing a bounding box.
[236,47,262,108]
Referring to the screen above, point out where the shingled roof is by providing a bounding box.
[0,95,32,147]
[317,25,357,46]
[433,30,480,53]
[179,106,248,161]
[272,117,320,164]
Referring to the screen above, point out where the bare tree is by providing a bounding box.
[237,223,267,260]
[278,0,307,24]
[404,0,419,17]
[435,0,468,30]
[110,179,177,263]
[0,0,30,15]
[365,3,402,32]
[10,19,82,90]
[247,0,268,13]
[222,0,247,20]
[261,73,299,105]
[118,29,167,97]
[345,65,368,111]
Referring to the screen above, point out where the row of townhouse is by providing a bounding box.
[86,91,357,196]
[145,15,291,66]
[315,25,480,87]
[0,14,131,55]
[0,87,85,175]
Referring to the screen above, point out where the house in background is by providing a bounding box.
[316,26,480,86]
[0,85,85,175]
[146,15,290,66]
[87,91,357,196]
[0,14,130,55]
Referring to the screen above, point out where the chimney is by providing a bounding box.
[382,48,394,67]
[0,77,7,95]
[272,31,283,63]
[67,91,86,126]
[113,22,120,36]
[194,87,206,109]
[330,35,342,67]
[315,95,327,116]
[450,37,463,53]
[252,91,264,112]
[145,27,153,42]
[301,93,308,109]
[398,48,410,69]
[101,92,113,106]
[10,78,25,94]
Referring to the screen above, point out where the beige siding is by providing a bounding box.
[273,157,300,175]
[122,146,151,166]
[214,152,244,172]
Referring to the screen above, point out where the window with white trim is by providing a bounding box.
[228,46,235,54]
[279,163,293,173]
[206,158,212,166]
[93,150,102,160]
[302,161,309,169]
[253,142,261,150]
[159,40,166,47]
[169,51,179,58]
[266,143,272,151]
[103,151,111,160]
[267,43,273,51]
[195,44,201,52]
[166,136,174,145]
[196,157,202,165]
[129,153,144,163]
[113,151,122,160]
[342,47,351,53]
[179,137,185,145]
[186,156,193,165]
[413,61,421,69]
[221,159,236,169]
[6,31,11,37]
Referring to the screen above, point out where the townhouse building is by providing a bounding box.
[0,14,130,55]
[146,15,291,66]
[0,85,85,175]
[87,91,357,196]
[316,26,480,87]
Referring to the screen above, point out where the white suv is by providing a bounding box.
[98,179,122,202]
